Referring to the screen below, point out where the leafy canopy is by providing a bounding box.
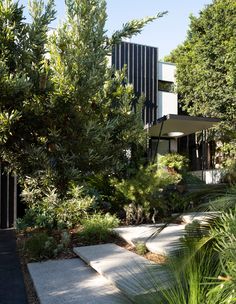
[165,0,236,147]
[0,0,166,194]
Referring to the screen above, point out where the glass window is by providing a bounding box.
[158,80,175,93]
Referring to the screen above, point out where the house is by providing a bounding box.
[112,41,220,180]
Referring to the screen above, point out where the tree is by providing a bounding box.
[165,0,236,153]
[0,0,56,175]
[0,0,167,194]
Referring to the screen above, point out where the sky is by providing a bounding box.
[18,0,213,59]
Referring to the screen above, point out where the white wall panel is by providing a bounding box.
[158,91,178,118]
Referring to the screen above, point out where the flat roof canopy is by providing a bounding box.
[147,114,220,138]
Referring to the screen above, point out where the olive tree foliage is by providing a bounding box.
[165,0,236,153]
[0,0,167,194]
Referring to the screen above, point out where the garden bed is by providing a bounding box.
[17,228,166,304]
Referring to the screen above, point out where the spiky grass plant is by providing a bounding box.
[123,205,236,303]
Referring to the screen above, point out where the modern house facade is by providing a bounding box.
[112,41,219,173]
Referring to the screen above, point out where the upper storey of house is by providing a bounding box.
[111,41,178,125]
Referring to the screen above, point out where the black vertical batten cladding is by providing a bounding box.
[0,164,21,228]
[112,41,159,125]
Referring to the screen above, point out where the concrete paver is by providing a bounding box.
[74,243,168,300]
[146,224,186,255]
[114,224,186,256]
[28,258,130,304]
[114,224,163,245]
[178,211,220,224]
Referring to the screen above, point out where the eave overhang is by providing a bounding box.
[146,114,220,138]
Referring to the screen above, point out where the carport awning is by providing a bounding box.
[146,114,220,138]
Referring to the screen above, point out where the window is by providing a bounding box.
[158,80,175,93]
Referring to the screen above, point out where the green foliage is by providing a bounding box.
[110,12,167,45]
[58,230,71,249]
[207,209,236,303]
[24,232,58,260]
[24,230,71,261]
[79,213,119,243]
[208,186,236,211]
[113,164,181,223]
[159,153,189,173]
[128,191,236,304]
[158,246,220,304]
[0,0,166,197]
[222,159,236,185]
[166,0,236,147]
[20,178,94,229]
[1,0,167,229]
[164,190,189,213]
[123,202,151,225]
[135,242,148,256]
[184,220,208,243]
[181,172,205,185]
[84,173,122,214]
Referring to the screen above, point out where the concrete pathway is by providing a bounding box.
[28,259,131,304]
[177,211,220,224]
[74,243,168,302]
[0,229,28,304]
[114,224,186,256]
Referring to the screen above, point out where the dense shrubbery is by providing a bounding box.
[113,167,180,223]
[18,154,196,228]
[222,159,236,185]
[19,178,94,229]
[158,153,189,173]
[23,230,71,261]
[78,213,120,243]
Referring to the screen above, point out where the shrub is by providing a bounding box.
[159,153,189,173]
[207,209,236,302]
[181,172,205,185]
[135,242,148,255]
[24,230,71,261]
[113,164,181,223]
[222,159,236,185]
[20,180,94,229]
[79,213,120,243]
[24,232,58,260]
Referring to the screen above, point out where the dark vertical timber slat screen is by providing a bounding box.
[112,42,159,125]
[0,164,18,229]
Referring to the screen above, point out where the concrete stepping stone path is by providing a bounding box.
[28,258,131,304]
[74,243,169,302]
[176,211,220,224]
[114,224,186,256]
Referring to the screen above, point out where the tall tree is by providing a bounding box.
[166,0,236,151]
[0,0,56,174]
[0,0,166,193]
